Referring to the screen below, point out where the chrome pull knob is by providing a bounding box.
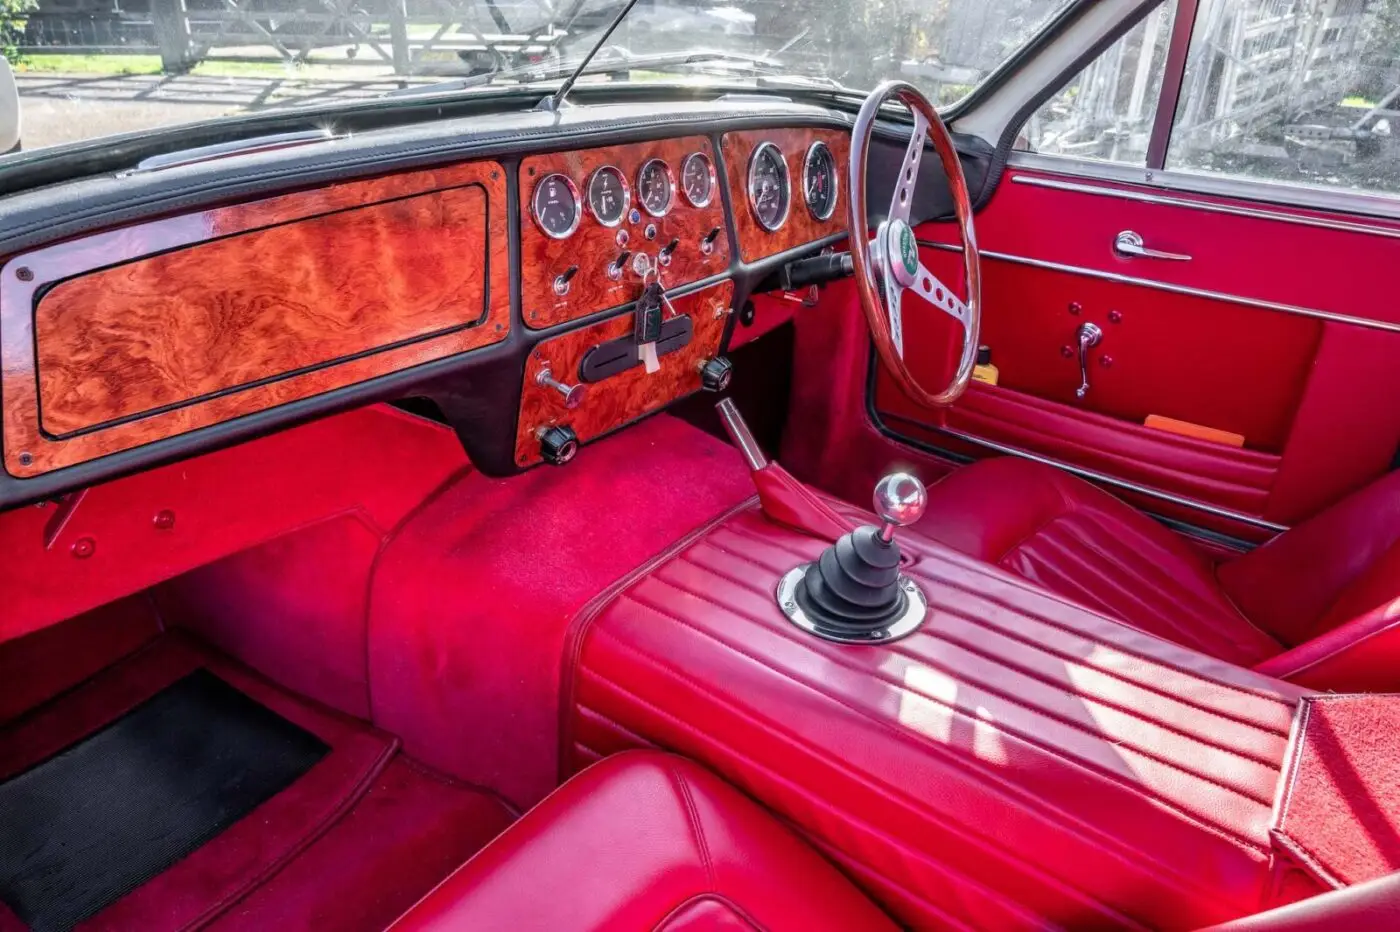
[873,472,927,543]
[1113,230,1191,261]
[1075,322,1103,400]
[536,367,587,409]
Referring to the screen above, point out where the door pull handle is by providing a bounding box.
[1114,230,1191,261]
[1075,323,1102,400]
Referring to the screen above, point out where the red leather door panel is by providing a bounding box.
[879,167,1400,535]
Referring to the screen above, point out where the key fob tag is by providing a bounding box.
[635,283,664,345]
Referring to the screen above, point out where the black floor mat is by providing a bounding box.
[0,669,329,932]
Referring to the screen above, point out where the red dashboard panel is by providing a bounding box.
[519,138,729,329]
[2,162,509,478]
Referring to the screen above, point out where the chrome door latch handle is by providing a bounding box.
[1075,322,1102,399]
[1114,230,1191,261]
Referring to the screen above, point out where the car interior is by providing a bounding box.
[3,0,1400,929]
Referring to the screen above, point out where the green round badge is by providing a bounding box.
[898,224,918,276]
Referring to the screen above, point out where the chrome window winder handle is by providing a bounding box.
[1075,323,1102,400]
[1114,230,1191,261]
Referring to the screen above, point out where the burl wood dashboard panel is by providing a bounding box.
[2,162,509,478]
[520,137,729,330]
[515,280,733,466]
[721,127,851,262]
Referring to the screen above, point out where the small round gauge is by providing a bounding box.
[637,158,675,217]
[680,152,715,208]
[586,165,630,228]
[747,142,790,232]
[803,141,838,221]
[531,173,580,239]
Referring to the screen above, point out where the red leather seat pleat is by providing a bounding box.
[389,751,898,931]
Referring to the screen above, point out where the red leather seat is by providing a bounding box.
[912,456,1400,688]
[390,751,897,932]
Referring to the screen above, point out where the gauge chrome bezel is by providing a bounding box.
[680,151,717,208]
[585,165,631,228]
[531,172,582,240]
[802,141,839,222]
[636,158,676,218]
[747,141,791,233]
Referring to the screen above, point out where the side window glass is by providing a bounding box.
[1166,0,1400,196]
[1021,4,1177,165]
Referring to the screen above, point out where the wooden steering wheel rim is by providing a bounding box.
[847,81,982,408]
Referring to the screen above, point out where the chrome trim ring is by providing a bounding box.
[636,158,676,218]
[530,172,581,240]
[584,165,631,228]
[802,141,839,221]
[747,141,791,232]
[680,151,717,208]
[776,565,929,645]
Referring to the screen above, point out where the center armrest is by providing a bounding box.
[562,503,1318,931]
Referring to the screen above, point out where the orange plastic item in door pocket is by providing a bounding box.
[1144,415,1245,448]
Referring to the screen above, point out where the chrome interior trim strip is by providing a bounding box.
[920,240,1400,334]
[888,414,1289,533]
[1009,171,1400,239]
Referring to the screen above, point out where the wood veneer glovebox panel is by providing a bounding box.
[515,280,733,465]
[2,161,509,478]
[721,127,851,262]
[520,136,729,329]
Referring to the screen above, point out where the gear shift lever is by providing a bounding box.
[875,472,927,543]
[776,472,930,644]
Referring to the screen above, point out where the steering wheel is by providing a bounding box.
[848,81,982,407]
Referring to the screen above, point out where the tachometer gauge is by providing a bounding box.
[803,141,838,221]
[680,152,715,208]
[747,142,790,232]
[531,173,580,239]
[637,158,675,217]
[586,165,629,227]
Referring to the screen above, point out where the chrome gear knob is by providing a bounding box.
[873,472,927,542]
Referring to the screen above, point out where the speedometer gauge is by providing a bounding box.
[586,165,629,227]
[680,152,715,208]
[531,173,580,239]
[637,158,674,217]
[747,142,790,232]
[803,142,838,221]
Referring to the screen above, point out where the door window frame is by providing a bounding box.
[1008,0,1400,222]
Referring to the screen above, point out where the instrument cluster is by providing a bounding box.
[744,139,838,231]
[519,137,728,330]
[722,128,851,263]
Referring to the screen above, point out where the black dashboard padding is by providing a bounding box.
[864,132,994,227]
[579,315,693,383]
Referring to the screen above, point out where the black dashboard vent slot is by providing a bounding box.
[579,315,693,383]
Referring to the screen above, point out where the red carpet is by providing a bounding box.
[0,628,512,932]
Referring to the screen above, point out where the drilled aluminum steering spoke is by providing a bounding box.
[889,109,928,225]
[882,267,906,358]
[906,260,969,326]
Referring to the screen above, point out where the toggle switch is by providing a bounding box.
[553,265,578,296]
[700,227,721,256]
[607,251,631,281]
[658,238,680,266]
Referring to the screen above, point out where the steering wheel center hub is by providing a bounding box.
[886,219,920,288]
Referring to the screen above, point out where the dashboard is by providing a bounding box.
[0,108,920,510]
